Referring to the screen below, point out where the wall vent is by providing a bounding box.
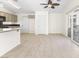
[28,15,35,19]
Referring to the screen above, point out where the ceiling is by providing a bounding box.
[0,0,71,14]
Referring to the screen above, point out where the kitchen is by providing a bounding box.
[0,11,20,56]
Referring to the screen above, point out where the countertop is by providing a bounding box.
[0,28,20,33]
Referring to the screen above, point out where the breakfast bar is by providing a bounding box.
[0,28,20,57]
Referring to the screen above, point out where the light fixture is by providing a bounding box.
[48,4,52,8]
[40,0,60,9]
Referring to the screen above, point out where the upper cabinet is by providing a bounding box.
[0,11,17,22]
[0,11,5,16]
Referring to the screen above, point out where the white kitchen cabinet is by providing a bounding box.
[0,28,20,57]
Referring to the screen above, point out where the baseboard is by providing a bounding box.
[21,32,66,36]
[48,33,65,35]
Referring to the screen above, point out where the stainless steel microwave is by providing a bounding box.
[0,16,6,22]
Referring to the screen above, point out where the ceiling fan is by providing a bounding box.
[40,0,60,9]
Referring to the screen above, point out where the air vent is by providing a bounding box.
[57,0,61,1]
[28,15,35,19]
[13,0,18,2]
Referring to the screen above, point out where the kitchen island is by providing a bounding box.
[0,28,20,57]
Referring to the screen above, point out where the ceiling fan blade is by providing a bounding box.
[44,6,48,8]
[48,0,52,4]
[51,6,55,9]
[40,3,48,5]
[52,3,60,6]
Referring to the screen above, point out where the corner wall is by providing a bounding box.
[48,13,66,35]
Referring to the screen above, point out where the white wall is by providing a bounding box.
[48,13,66,35]
[18,14,35,33]
[18,13,66,35]
[35,11,48,35]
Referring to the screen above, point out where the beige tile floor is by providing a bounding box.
[1,33,79,58]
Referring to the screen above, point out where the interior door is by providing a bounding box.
[29,18,35,33]
[20,16,29,33]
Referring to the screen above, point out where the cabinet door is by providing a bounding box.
[14,15,17,22]
[10,15,14,22]
[0,11,17,22]
[9,14,12,22]
[10,15,17,22]
[5,13,11,22]
[12,15,16,22]
[5,13,8,21]
[0,12,5,16]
